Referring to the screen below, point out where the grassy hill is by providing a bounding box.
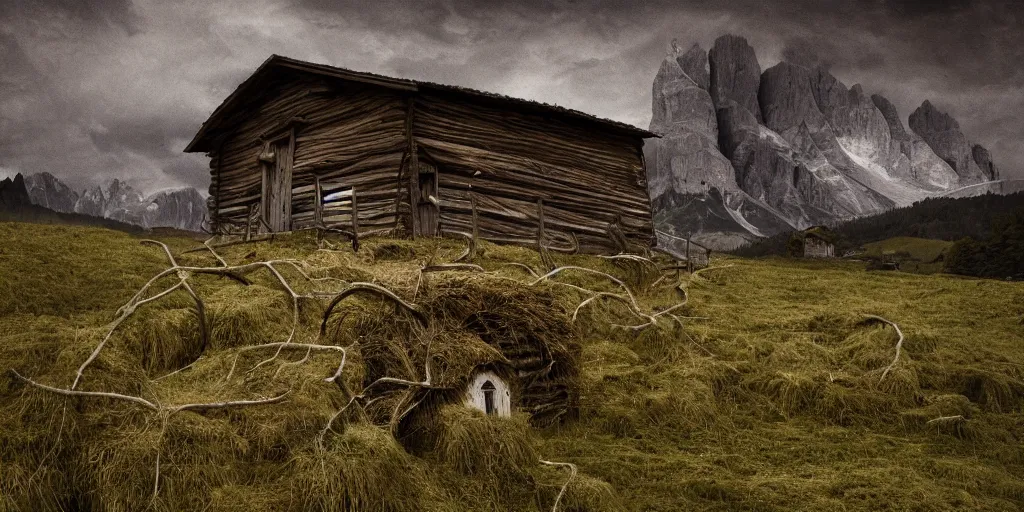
[861,237,954,274]
[2,222,1023,511]
[862,237,952,262]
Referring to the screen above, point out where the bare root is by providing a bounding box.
[14,370,159,410]
[321,282,428,335]
[864,314,905,384]
[689,264,734,285]
[613,284,689,331]
[14,370,290,415]
[421,263,485,273]
[501,262,540,279]
[540,459,578,512]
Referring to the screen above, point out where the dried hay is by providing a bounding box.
[4,224,1024,511]
[289,425,433,512]
[431,405,536,478]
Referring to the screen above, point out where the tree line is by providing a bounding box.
[733,192,1024,278]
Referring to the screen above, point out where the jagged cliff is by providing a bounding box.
[646,34,1001,250]
[0,174,32,211]
[21,172,207,231]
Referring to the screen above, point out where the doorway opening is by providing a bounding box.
[416,162,438,236]
[259,134,294,232]
[482,380,496,415]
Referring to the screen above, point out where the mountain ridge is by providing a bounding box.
[22,172,207,232]
[0,173,149,233]
[646,34,1004,250]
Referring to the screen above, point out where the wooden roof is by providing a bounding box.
[185,55,656,153]
[802,225,837,243]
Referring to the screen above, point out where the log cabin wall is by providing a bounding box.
[412,91,654,252]
[196,60,655,253]
[207,74,407,234]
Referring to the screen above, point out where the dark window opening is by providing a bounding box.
[482,380,496,415]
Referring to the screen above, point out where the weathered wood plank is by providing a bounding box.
[205,71,654,251]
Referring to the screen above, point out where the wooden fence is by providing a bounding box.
[223,177,653,255]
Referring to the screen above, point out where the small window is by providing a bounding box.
[322,189,352,203]
[482,380,496,415]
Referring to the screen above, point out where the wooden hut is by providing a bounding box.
[802,226,836,258]
[185,55,656,253]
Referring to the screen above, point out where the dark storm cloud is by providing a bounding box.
[0,0,142,33]
[0,0,1021,193]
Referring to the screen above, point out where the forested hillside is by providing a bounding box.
[734,192,1024,257]
[945,208,1024,279]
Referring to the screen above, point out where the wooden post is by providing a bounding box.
[392,153,408,231]
[405,97,419,238]
[283,127,295,231]
[536,199,545,251]
[470,193,479,261]
[351,186,360,252]
[313,175,323,226]
[537,198,556,269]
[245,203,254,241]
[210,144,223,234]
[259,142,270,234]
[351,186,359,236]
[606,213,629,254]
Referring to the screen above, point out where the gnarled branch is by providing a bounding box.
[170,392,290,413]
[863,314,905,384]
[540,459,578,512]
[321,282,428,335]
[13,370,159,410]
[421,263,485,273]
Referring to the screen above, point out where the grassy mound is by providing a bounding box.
[1,222,1023,511]
[862,236,952,263]
[861,236,954,274]
[0,224,593,511]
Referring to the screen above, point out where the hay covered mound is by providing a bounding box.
[1,222,1024,511]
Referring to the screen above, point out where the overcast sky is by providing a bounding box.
[1,0,1021,194]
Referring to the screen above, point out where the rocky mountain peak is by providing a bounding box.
[870,94,909,142]
[909,100,987,184]
[24,172,79,213]
[910,100,961,133]
[869,93,914,161]
[650,50,716,134]
[645,32,1000,251]
[848,84,868,104]
[646,37,739,206]
[0,173,32,210]
[971,144,999,181]
[709,34,763,123]
[759,62,827,137]
[673,42,710,91]
[18,172,207,231]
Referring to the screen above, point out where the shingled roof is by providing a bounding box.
[184,54,655,153]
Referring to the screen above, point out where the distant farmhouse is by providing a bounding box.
[801,226,836,258]
[185,55,656,253]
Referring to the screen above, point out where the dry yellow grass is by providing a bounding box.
[1,222,1022,511]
